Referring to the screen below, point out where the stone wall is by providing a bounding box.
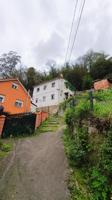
[38,105,59,114]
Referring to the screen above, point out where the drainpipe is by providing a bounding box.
[25,90,30,113]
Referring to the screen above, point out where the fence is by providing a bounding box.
[2,113,36,138]
[62,88,112,119]
[1,111,49,138]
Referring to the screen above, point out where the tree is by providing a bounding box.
[77,50,108,71]
[0,51,21,78]
[61,64,87,91]
[82,74,93,90]
[48,66,59,79]
[90,57,112,80]
[25,67,44,96]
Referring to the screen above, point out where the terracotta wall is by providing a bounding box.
[94,80,112,90]
[0,115,6,136]
[35,112,48,129]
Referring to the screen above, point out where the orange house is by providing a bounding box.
[0,79,31,114]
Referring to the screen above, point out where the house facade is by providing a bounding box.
[32,78,74,113]
[0,79,31,114]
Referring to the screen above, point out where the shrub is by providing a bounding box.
[89,167,110,200]
[100,128,112,175]
[74,101,90,120]
[65,101,90,133]
[63,128,90,167]
[65,108,76,133]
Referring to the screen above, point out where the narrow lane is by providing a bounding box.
[0,129,69,200]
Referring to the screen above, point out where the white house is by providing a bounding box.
[32,78,74,113]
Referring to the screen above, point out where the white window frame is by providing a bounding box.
[43,96,46,102]
[37,88,40,92]
[43,85,47,90]
[12,83,18,89]
[51,82,55,87]
[51,94,55,100]
[36,98,38,103]
[15,100,23,108]
[0,95,5,103]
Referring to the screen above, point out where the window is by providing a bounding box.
[43,85,47,90]
[43,96,46,102]
[60,91,63,96]
[51,82,55,87]
[36,98,38,103]
[12,83,18,89]
[37,88,40,92]
[0,95,5,103]
[51,94,55,100]
[15,100,23,108]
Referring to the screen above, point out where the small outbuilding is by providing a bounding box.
[94,79,112,90]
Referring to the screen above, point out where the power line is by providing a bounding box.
[68,0,86,63]
[64,0,79,66]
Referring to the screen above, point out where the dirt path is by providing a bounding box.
[0,128,69,200]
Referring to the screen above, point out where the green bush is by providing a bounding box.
[89,168,110,200]
[75,101,90,120]
[100,129,112,175]
[65,101,90,133]
[63,128,90,167]
[65,108,76,133]
[63,89,112,200]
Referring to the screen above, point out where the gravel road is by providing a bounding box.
[0,128,69,200]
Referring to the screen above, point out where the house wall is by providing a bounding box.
[0,80,31,114]
[94,80,112,90]
[32,78,73,109]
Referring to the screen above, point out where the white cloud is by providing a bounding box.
[0,0,112,70]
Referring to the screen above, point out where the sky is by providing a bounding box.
[0,0,112,71]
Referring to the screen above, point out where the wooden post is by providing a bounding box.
[89,90,94,111]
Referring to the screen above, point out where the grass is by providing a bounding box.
[93,88,112,118]
[0,139,13,159]
[68,169,93,200]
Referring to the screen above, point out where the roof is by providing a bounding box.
[0,78,31,98]
[0,78,18,82]
[33,77,64,88]
[31,101,37,107]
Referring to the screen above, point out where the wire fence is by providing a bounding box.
[62,88,112,119]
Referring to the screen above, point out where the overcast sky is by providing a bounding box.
[0,0,112,71]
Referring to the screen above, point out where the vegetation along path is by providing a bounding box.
[0,118,69,200]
